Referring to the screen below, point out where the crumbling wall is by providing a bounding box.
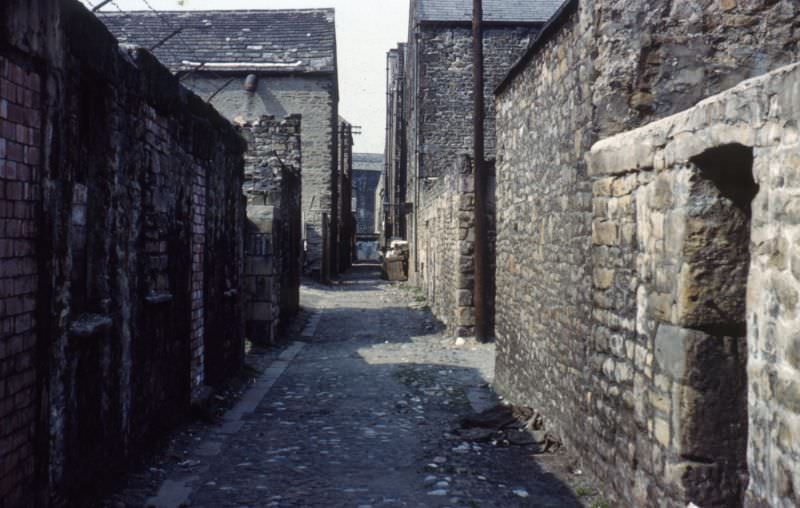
[587,62,800,507]
[494,0,800,506]
[186,75,337,279]
[242,115,302,343]
[0,0,246,505]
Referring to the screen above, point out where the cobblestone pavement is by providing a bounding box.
[105,262,600,508]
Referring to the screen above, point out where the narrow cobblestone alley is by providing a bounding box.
[108,263,593,508]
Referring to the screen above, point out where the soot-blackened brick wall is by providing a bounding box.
[1,1,246,505]
[0,55,42,508]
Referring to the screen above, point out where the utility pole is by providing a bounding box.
[472,0,490,342]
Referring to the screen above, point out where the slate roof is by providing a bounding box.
[99,9,336,74]
[416,0,564,23]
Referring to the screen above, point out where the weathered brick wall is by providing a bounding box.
[586,62,800,507]
[1,1,246,504]
[242,115,302,343]
[495,0,800,506]
[0,55,42,508]
[185,75,338,277]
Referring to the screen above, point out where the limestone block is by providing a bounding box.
[654,417,670,448]
[457,306,475,327]
[593,221,618,245]
[774,370,800,413]
[593,268,614,290]
[648,292,673,322]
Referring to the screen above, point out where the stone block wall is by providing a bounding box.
[417,156,494,338]
[414,26,538,179]
[495,3,594,445]
[586,62,800,507]
[242,115,302,343]
[0,0,246,504]
[186,75,338,278]
[405,24,539,286]
[0,55,42,508]
[494,0,800,506]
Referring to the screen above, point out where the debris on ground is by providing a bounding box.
[454,404,563,453]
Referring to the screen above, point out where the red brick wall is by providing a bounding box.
[0,55,41,507]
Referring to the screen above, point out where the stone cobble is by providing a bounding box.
[103,263,598,508]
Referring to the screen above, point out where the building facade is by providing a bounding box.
[102,9,342,280]
[353,153,383,237]
[390,0,561,335]
[353,153,383,260]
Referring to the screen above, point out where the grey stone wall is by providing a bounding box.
[586,62,800,507]
[242,115,302,344]
[494,0,800,506]
[0,1,246,504]
[184,74,337,276]
[415,26,537,179]
[495,2,595,484]
[403,24,539,288]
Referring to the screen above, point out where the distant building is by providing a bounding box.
[388,0,560,334]
[101,9,343,279]
[352,153,383,261]
[384,44,407,244]
[352,153,383,237]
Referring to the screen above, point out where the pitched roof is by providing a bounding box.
[416,0,564,23]
[99,9,336,74]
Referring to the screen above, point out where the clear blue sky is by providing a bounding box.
[80,0,410,154]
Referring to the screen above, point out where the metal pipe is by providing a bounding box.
[472,0,491,342]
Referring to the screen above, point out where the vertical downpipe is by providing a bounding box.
[473,0,490,342]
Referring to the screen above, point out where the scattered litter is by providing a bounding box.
[512,488,530,498]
